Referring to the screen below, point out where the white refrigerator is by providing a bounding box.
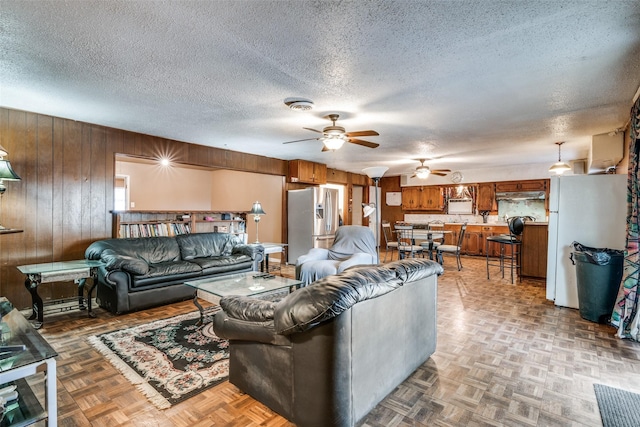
[546,174,627,308]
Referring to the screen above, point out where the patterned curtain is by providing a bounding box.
[611,95,640,341]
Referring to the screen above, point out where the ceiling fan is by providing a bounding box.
[283,114,379,151]
[411,159,451,179]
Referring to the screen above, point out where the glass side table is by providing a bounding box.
[0,297,57,426]
[17,260,103,329]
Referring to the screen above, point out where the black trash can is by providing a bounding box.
[571,242,624,323]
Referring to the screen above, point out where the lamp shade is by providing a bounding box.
[363,203,375,218]
[322,135,346,150]
[415,167,430,179]
[249,201,266,216]
[549,141,571,175]
[0,160,20,181]
[549,161,572,175]
[362,166,389,179]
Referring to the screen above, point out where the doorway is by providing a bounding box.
[352,185,364,225]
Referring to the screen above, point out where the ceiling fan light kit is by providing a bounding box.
[415,167,430,179]
[549,142,572,175]
[411,159,450,179]
[282,113,379,151]
[322,135,346,150]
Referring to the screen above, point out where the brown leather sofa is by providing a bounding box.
[212,258,443,427]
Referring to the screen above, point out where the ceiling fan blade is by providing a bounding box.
[347,138,379,148]
[346,130,379,137]
[410,174,417,178]
[282,137,319,144]
[303,127,323,134]
[432,169,451,173]
[431,172,448,176]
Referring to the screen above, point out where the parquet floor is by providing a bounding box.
[31,253,640,426]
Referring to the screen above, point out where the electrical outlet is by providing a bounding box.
[130,202,135,208]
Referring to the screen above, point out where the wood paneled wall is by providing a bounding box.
[0,108,288,308]
[0,107,368,309]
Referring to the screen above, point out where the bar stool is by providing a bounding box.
[486,217,524,283]
[381,220,399,262]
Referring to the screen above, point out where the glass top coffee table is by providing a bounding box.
[184,272,303,324]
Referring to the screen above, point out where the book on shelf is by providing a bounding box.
[118,222,191,238]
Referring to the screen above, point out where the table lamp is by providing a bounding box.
[249,201,266,243]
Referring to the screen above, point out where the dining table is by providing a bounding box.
[394,223,453,261]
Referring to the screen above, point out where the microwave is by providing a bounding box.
[447,198,473,214]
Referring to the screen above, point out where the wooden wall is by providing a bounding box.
[0,107,370,309]
[0,108,288,308]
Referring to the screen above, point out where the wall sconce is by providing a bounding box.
[549,142,571,175]
[249,201,266,243]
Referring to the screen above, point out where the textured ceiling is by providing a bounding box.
[1,1,639,177]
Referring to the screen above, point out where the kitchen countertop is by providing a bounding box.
[398,221,548,227]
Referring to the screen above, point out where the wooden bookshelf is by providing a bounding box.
[112,211,249,239]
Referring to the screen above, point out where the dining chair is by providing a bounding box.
[436,222,467,270]
[420,220,445,260]
[395,224,424,259]
[381,220,399,262]
[486,216,524,283]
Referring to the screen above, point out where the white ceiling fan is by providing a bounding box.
[411,159,451,179]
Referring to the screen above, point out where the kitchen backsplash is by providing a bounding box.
[404,213,548,224]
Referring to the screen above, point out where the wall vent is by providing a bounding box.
[571,159,587,175]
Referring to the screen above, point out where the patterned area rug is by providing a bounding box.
[88,309,228,409]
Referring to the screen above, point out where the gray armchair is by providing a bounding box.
[295,225,377,286]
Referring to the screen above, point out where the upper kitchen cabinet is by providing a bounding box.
[401,186,444,211]
[495,179,548,192]
[476,183,496,212]
[288,160,327,184]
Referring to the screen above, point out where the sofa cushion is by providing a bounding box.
[274,265,403,335]
[189,254,253,274]
[387,258,444,282]
[85,237,181,265]
[101,249,149,275]
[221,296,276,321]
[176,232,242,260]
[129,260,202,288]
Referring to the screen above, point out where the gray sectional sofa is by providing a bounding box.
[85,232,263,314]
[212,258,443,427]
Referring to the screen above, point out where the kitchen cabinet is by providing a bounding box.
[520,223,548,278]
[463,229,483,255]
[443,224,459,245]
[288,160,327,184]
[495,179,548,192]
[482,225,510,257]
[401,186,444,211]
[476,183,496,212]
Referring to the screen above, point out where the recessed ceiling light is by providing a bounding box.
[284,97,314,111]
